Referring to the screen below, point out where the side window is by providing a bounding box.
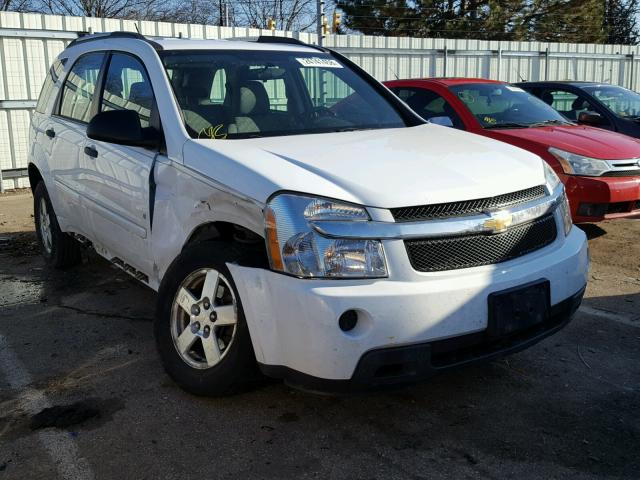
[101,53,154,128]
[543,89,603,122]
[298,67,382,125]
[35,59,66,114]
[301,67,354,108]
[262,78,288,112]
[209,68,227,105]
[391,87,464,129]
[59,52,105,123]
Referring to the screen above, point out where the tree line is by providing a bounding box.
[336,0,640,44]
[0,0,638,45]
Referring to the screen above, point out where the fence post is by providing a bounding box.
[443,45,448,77]
[629,52,635,90]
[497,47,502,81]
[0,167,4,194]
[544,47,550,80]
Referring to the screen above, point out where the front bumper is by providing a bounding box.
[229,225,589,386]
[260,286,584,393]
[564,174,640,222]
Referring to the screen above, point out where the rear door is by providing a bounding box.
[79,52,159,275]
[49,51,107,236]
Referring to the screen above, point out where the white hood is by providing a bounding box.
[183,124,546,208]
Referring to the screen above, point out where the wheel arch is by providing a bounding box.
[181,221,269,268]
[28,163,44,191]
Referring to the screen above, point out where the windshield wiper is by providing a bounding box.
[483,122,530,129]
[528,119,572,127]
[328,127,375,133]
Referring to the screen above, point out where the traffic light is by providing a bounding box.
[267,18,276,30]
[332,11,341,33]
[321,15,329,36]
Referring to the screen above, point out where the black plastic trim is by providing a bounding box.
[67,31,163,51]
[256,35,326,52]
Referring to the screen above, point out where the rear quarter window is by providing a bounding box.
[35,59,66,114]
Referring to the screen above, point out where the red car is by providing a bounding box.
[385,78,640,222]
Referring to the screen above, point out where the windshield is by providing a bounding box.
[582,85,640,118]
[449,83,570,128]
[160,50,406,139]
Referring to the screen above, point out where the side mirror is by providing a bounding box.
[87,109,159,148]
[577,111,604,126]
[430,116,454,127]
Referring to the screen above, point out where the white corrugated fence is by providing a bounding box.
[1,11,639,190]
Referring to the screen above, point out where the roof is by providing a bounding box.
[516,80,601,87]
[387,77,505,87]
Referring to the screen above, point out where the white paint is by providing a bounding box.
[579,306,640,328]
[0,334,94,480]
[188,125,546,208]
[229,225,589,380]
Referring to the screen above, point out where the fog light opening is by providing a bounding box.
[338,310,359,332]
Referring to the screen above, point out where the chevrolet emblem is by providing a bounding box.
[483,211,513,233]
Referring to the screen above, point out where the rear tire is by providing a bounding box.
[155,241,261,396]
[33,181,81,268]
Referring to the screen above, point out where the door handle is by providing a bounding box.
[45,128,55,138]
[84,146,98,158]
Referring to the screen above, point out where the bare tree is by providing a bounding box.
[36,0,163,18]
[1,0,35,11]
[234,0,317,30]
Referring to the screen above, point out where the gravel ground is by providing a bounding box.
[0,192,638,480]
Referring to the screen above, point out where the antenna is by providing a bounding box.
[134,23,140,34]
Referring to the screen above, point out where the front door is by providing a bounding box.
[79,52,159,276]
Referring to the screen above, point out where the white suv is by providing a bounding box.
[28,32,589,395]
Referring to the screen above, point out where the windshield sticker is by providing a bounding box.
[296,57,343,68]
[505,86,525,93]
[483,116,497,124]
[198,124,227,140]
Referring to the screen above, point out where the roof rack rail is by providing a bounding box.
[256,35,326,52]
[67,31,163,51]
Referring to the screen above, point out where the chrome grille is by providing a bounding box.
[405,214,557,272]
[390,185,546,222]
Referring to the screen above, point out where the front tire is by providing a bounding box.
[33,181,81,268]
[155,241,260,396]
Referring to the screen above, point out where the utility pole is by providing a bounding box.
[219,0,224,27]
[316,0,325,46]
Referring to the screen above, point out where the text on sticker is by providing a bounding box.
[296,57,343,68]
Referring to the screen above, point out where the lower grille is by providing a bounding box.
[405,214,557,272]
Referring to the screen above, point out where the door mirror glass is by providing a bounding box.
[429,116,454,127]
[578,111,604,126]
[87,109,159,148]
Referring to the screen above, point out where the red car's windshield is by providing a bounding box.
[450,83,571,129]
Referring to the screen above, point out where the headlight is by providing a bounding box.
[543,161,562,191]
[549,147,610,176]
[265,194,387,278]
[558,191,573,236]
